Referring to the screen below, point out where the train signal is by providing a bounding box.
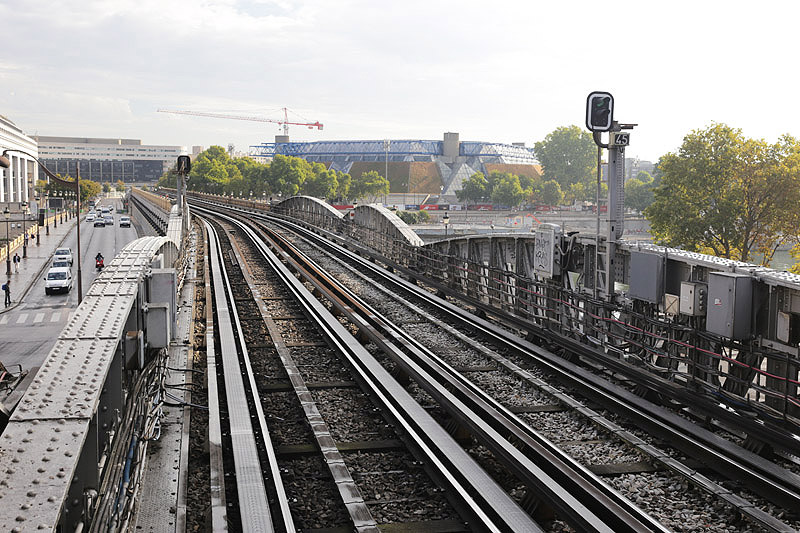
[586,91,614,132]
[177,155,191,175]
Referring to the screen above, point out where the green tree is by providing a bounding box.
[396,210,431,224]
[490,173,524,207]
[79,179,102,203]
[303,167,339,199]
[102,182,111,193]
[335,171,352,201]
[232,157,265,197]
[350,170,389,202]
[188,146,242,194]
[625,178,655,213]
[269,154,313,196]
[646,124,800,263]
[456,172,489,205]
[540,179,563,206]
[534,125,597,190]
[115,179,126,192]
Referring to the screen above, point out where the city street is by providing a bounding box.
[0,199,139,371]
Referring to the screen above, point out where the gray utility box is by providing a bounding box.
[533,224,562,279]
[628,251,665,304]
[706,272,752,339]
[150,268,177,339]
[145,303,171,348]
[680,282,707,316]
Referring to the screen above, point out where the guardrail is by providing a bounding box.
[131,188,172,213]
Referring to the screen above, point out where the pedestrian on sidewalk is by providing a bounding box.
[13,253,20,273]
[2,280,10,307]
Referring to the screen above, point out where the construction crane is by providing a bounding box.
[157,108,323,136]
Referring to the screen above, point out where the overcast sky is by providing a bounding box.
[1,0,798,162]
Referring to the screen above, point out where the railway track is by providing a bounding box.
[189,200,800,532]
[199,213,546,531]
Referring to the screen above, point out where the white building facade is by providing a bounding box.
[0,115,38,204]
[34,136,185,183]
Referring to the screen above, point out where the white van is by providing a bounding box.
[45,267,73,295]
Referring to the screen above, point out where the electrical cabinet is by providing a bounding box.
[533,224,562,279]
[680,282,707,316]
[123,330,144,370]
[150,268,177,339]
[629,251,665,304]
[145,303,171,348]
[706,272,752,339]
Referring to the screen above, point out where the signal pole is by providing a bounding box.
[586,92,635,299]
[176,155,191,234]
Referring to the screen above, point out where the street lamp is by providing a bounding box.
[442,211,450,236]
[3,206,10,276]
[27,177,39,246]
[21,201,28,258]
[383,139,390,206]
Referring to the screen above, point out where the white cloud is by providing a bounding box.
[1,0,800,160]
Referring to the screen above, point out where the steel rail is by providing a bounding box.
[200,220,228,531]
[251,208,800,513]
[187,196,800,457]
[189,198,800,526]
[204,218,295,531]
[246,216,668,533]
[272,219,800,532]
[199,205,542,533]
[196,200,800,530]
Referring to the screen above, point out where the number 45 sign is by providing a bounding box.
[611,132,630,146]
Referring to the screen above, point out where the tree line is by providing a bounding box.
[158,146,389,203]
[530,123,800,271]
[163,128,800,272]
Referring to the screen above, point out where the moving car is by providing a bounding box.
[94,217,106,227]
[119,216,131,228]
[86,213,96,222]
[53,247,73,266]
[104,215,114,226]
[44,267,73,295]
[52,259,70,269]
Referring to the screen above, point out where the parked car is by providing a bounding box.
[44,267,73,295]
[119,216,131,228]
[53,247,73,265]
[94,218,106,227]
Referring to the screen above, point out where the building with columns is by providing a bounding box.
[0,114,37,204]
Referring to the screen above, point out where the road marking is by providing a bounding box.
[0,315,8,325]
[51,312,61,322]
[16,313,28,324]
[33,313,45,323]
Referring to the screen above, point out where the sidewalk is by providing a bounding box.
[1,216,78,313]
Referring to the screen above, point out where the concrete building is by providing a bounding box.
[0,115,37,204]
[34,136,185,183]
